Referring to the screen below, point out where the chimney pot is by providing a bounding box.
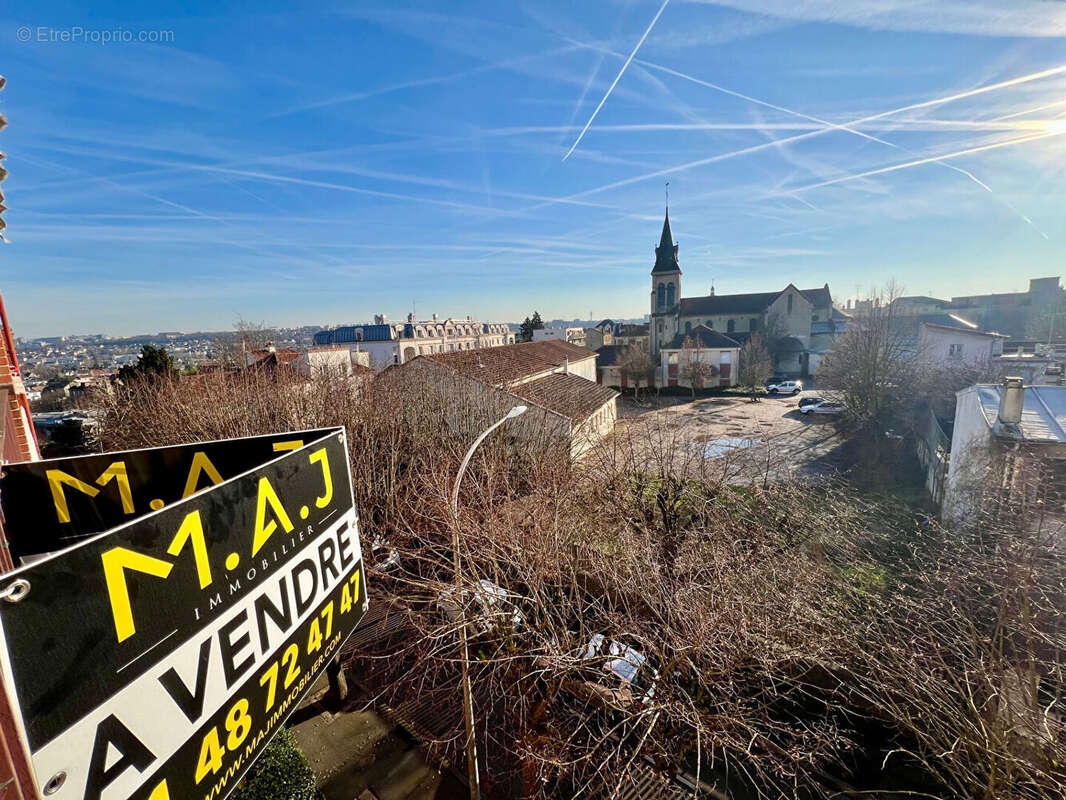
[999,376,1024,424]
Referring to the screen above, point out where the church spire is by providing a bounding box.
[652,205,680,274]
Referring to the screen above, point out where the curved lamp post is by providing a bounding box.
[450,404,527,800]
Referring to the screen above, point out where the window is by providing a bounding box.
[706,320,713,328]
[949,343,963,358]
[684,321,692,334]
[812,314,819,322]
[666,282,676,306]
[787,294,794,314]
[749,318,757,332]
[657,283,666,308]
[727,319,735,333]
[720,351,731,363]
[668,352,678,364]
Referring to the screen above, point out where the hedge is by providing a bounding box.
[231,727,319,800]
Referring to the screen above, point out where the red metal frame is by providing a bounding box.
[0,291,42,798]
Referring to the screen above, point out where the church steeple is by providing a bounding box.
[652,207,680,274]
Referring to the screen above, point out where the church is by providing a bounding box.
[647,207,839,377]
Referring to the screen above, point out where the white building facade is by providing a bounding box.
[314,313,514,370]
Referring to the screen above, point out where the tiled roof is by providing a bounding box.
[426,340,594,387]
[352,363,376,377]
[617,322,649,337]
[509,372,617,423]
[662,326,741,350]
[679,286,831,316]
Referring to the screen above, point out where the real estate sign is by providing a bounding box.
[0,427,340,561]
[0,428,367,800]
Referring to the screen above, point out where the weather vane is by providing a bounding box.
[665,180,669,210]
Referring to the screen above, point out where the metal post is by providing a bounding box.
[326,656,348,707]
[450,405,527,800]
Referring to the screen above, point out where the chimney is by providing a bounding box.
[407,311,415,324]
[432,313,439,323]
[267,342,276,354]
[563,356,569,375]
[998,376,1024,424]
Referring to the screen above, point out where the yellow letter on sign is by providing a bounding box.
[251,477,294,557]
[102,547,174,642]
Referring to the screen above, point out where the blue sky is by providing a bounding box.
[2,0,1066,337]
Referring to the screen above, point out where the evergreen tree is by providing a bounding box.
[519,316,534,342]
[117,344,177,382]
[531,311,544,330]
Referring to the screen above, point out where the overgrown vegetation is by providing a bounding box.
[230,727,318,800]
[93,369,1066,799]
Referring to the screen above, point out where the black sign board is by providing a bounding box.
[0,428,368,800]
[0,427,339,560]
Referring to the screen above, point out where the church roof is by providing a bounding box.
[662,325,741,350]
[651,209,680,274]
[679,286,831,316]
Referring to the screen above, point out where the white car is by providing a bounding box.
[767,380,802,395]
[800,400,844,415]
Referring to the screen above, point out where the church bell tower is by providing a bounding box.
[649,206,681,353]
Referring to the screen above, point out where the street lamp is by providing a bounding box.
[450,404,527,800]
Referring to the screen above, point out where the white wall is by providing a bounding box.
[567,356,597,383]
[918,325,997,365]
[943,386,994,523]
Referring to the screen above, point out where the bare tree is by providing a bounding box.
[738,334,773,401]
[209,318,279,367]
[817,284,915,428]
[618,344,656,401]
[679,336,713,399]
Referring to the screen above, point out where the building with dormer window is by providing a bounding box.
[313,313,515,370]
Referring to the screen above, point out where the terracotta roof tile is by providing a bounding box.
[509,372,618,423]
[425,340,594,387]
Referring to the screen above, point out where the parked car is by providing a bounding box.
[797,395,824,408]
[800,400,844,415]
[767,379,802,395]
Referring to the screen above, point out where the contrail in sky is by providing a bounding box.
[566,39,1054,237]
[542,61,1066,203]
[561,0,671,161]
[783,132,1058,193]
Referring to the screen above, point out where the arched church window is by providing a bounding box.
[727,319,735,333]
[657,283,666,308]
[666,282,675,307]
[787,294,794,314]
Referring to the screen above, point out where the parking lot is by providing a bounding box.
[615,389,847,480]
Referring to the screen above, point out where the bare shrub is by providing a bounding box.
[91,370,1066,800]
